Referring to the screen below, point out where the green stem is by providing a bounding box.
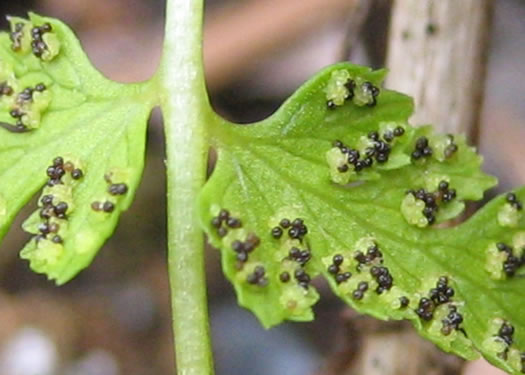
[159,0,215,374]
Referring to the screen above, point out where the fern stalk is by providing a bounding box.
[158,0,215,373]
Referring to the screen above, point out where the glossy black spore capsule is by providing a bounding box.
[362,82,380,107]
[506,192,523,211]
[271,226,283,239]
[71,168,83,180]
[247,266,268,286]
[415,298,435,321]
[51,235,63,244]
[333,254,343,266]
[412,136,433,160]
[108,183,129,196]
[211,217,221,228]
[30,23,54,59]
[498,322,515,346]
[217,227,227,237]
[441,306,463,335]
[102,201,115,213]
[279,271,290,283]
[226,217,242,229]
[91,202,102,212]
[393,126,405,137]
[41,195,54,206]
[335,272,351,284]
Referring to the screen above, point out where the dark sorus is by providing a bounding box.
[272,217,308,241]
[337,164,349,173]
[290,218,308,239]
[271,226,283,239]
[211,217,221,228]
[9,22,25,51]
[368,131,379,141]
[53,202,68,218]
[71,168,83,180]
[9,108,26,130]
[41,194,53,206]
[326,100,336,110]
[506,193,523,211]
[429,276,454,306]
[294,268,311,289]
[102,201,115,213]
[496,242,524,277]
[211,209,243,237]
[45,157,84,186]
[399,296,410,308]
[497,321,514,347]
[344,79,356,100]
[333,128,396,173]
[327,264,339,274]
[364,133,392,165]
[441,189,457,203]
[357,281,369,291]
[39,205,54,219]
[333,254,344,266]
[327,253,352,284]
[30,23,53,59]
[503,254,522,277]
[436,180,457,203]
[38,223,50,235]
[383,130,394,143]
[17,87,34,103]
[91,201,116,214]
[246,265,268,287]
[226,217,242,229]
[279,271,291,283]
[444,135,458,159]
[48,223,59,233]
[441,305,463,336]
[51,235,63,244]
[231,233,261,265]
[370,266,393,294]
[34,193,70,243]
[279,218,291,228]
[332,140,343,148]
[244,233,260,251]
[335,272,351,284]
[354,243,383,269]
[218,209,229,221]
[411,136,433,160]
[496,242,512,253]
[415,297,435,321]
[0,82,13,97]
[91,201,103,212]
[108,183,129,196]
[352,289,364,300]
[35,83,46,92]
[332,140,377,173]
[393,126,405,137]
[407,184,457,225]
[288,247,311,266]
[362,81,380,107]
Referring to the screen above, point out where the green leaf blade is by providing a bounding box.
[199,63,524,373]
[0,13,156,283]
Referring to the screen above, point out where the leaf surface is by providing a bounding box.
[199,63,525,373]
[0,13,154,283]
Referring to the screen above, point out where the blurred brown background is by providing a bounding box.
[0,1,523,374]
